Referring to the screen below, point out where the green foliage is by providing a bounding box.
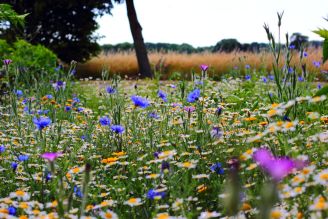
[0,39,11,58]
[315,84,328,96]
[323,39,328,63]
[212,39,242,53]
[0,0,122,63]
[10,40,57,70]
[0,3,27,27]
[313,17,328,63]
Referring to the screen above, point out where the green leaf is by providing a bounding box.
[313,29,328,39]
[315,85,328,96]
[323,39,328,63]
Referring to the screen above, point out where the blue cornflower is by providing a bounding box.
[65,106,72,112]
[77,107,84,112]
[187,89,200,103]
[268,75,274,81]
[216,107,222,116]
[111,125,125,134]
[18,154,29,162]
[99,116,111,126]
[52,81,66,91]
[54,65,63,72]
[210,127,223,139]
[46,94,53,99]
[210,162,224,174]
[70,69,76,75]
[245,64,251,69]
[147,189,166,200]
[73,97,80,103]
[245,75,251,80]
[74,186,83,198]
[298,76,304,82]
[313,61,321,68]
[33,117,51,130]
[106,86,116,94]
[317,83,322,89]
[11,162,18,171]
[15,90,23,97]
[262,77,268,83]
[131,95,150,108]
[8,206,16,216]
[303,52,308,57]
[157,90,167,102]
[46,172,52,181]
[0,145,5,153]
[148,112,160,119]
[289,45,295,49]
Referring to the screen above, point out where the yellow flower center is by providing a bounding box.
[105,212,113,218]
[271,211,282,219]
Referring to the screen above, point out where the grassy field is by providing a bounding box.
[77,48,328,80]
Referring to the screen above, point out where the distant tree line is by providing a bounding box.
[102,37,323,54]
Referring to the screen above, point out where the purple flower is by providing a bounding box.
[245,64,251,69]
[3,59,12,65]
[33,117,51,130]
[106,86,116,94]
[216,107,222,116]
[210,127,223,139]
[253,148,296,181]
[298,76,304,82]
[41,152,63,162]
[187,89,200,103]
[200,64,209,72]
[8,206,16,216]
[158,90,167,102]
[183,106,196,113]
[269,75,274,81]
[148,112,160,119]
[111,125,125,134]
[99,116,111,126]
[131,95,150,108]
[313,61,321,68]
[303,52,308,57]
[52,81,66,91]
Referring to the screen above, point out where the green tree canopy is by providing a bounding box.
[0,0,122,63]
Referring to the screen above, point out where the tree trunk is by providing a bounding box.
[126,0,153,78]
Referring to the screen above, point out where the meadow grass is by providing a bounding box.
[77,48,328,80]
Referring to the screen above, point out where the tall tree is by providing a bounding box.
[125,0,153,78]
[0,0,121,63]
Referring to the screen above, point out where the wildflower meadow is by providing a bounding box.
[1,3,328,219]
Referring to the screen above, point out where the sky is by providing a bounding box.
[96,0,328,47]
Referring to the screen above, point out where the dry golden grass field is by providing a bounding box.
[77,48,328,79]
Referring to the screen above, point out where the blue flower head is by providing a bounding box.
[245,64,251,69]
[262,77,268,83]
[147,189,166,200]
[187,89,200,103]
[33,117,51,130]
[268,75,274,81]
[65,106,72,112]
[0,145,5,153]
[11,162,18,171]
[157,90,167,102]
[74,186,83,198]
[210,162,224,174]
[148,112,160,119]
[317,83,322,89]
[245,75,251,80]
[106,86,116,94]
[131,95,150,108]
[111,125,125,134]
[15,90,23,97]
[18,154,29,162]
[99,116,111,126]
[8,206,16,216]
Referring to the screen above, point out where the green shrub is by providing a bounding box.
[0,39,12,59]
[11,40,57,69]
